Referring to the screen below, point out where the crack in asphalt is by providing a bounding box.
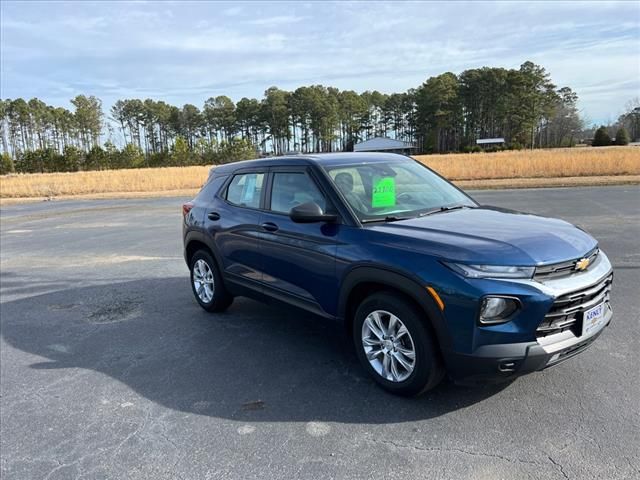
[372,438,542,466]
[548,455,570,479]
[43,459,69,480]
[371,438,588,480]
[159,426,187,479]
[26,403,156,479]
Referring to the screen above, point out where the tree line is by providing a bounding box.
[1,61,636,175]
[1,96,102,156]
[107,61,584,155]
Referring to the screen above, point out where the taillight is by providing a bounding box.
[182,202,194,217]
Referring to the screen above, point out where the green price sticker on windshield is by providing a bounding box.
[372,176,396,208]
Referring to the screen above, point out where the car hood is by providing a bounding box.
[367,207,597,265]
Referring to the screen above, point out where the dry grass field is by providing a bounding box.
[1,146,638,201]
[413,145,640,180]
[0,165,212,199]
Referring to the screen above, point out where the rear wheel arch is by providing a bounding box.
[185,239,210,265]
[184,232,224,271]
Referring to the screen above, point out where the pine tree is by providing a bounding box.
[615,127,630,145]
[592,126,611,146]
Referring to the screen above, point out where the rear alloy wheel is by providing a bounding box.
[354,292,444,396]
[189,250,233,312]
[193,259,215,303]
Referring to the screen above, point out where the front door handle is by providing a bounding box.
[208,212,220,221]
[261,222,279,232]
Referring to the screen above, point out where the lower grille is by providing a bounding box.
[545,329,603,367]
[537,273,613,338]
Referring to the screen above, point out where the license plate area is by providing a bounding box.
[582,302,607,337]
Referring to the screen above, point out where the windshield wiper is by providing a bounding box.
[362,205,475,223]
[419,205,474,217]
[361,215,411,224]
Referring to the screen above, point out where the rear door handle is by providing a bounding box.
[208,212,220,221]
[261,222,279,232]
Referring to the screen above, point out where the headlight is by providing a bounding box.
[444,262,535,279]
[479,296,520,324]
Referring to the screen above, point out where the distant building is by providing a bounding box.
[354,137,417,154]
[476,138,505,149]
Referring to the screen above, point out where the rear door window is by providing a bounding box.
[225,172,265,209]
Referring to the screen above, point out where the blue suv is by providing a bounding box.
[182,153,613,396]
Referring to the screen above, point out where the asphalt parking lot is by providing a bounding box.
[1,186,639,480]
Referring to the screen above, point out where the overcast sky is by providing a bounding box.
[2,1,639,124]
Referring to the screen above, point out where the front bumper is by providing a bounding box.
[445,304,612,384]
[442,251,614,385]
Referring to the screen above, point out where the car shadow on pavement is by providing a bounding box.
[1,276,510,424]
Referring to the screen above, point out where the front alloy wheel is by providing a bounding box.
[362,310,416,382]
[353,292,444,396]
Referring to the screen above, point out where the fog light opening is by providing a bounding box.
[479,296,520,324]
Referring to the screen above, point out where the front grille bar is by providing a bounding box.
[536,273,613,338]
[557,276,611,303]
[544,284,611,318]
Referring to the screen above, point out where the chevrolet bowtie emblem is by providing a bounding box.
[575,258,590,271]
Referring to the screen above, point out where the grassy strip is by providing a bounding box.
[1,146,638,201]
[414,146,639,180]
[2,175,638,206]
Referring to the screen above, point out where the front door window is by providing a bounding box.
[270,172,326,214]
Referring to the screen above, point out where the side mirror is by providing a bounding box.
[289,202,338,223]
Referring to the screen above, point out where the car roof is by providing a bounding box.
[213,152,413,174]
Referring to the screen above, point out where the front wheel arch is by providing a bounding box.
[338,267,452,353]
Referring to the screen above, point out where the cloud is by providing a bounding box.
[150,29,288,54]
[222,5,244,16]
[1,0,638,124]
[245,15,308,26]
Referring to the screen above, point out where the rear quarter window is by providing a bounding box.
[195,175,228,201]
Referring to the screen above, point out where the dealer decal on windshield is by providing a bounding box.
[372,176,396,208]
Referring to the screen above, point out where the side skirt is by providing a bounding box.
[224,273,336,321]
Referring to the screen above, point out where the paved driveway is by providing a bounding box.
[1,186,638,479]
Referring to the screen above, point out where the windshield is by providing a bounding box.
[325,159,476,222]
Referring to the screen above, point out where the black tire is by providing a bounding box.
[353,292,444,396]
[189,249,233,313]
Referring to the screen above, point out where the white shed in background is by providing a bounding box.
[354,137,417,154]
[476,138,505,146]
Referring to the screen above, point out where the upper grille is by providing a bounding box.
[534,248,599,281]
[536,273,613,338]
